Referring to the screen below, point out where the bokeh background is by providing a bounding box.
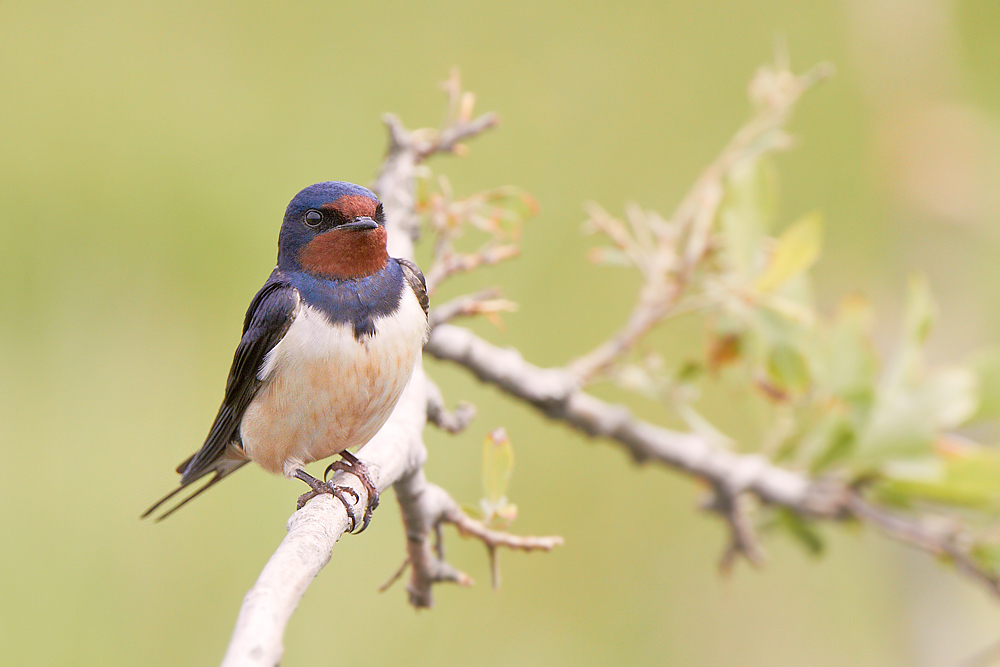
[3,0,1000,665]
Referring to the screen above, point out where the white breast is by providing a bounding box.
[239,287,426,478]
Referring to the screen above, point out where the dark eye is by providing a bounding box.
[304,210,323,227]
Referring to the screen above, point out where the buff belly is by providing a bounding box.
[239,290,426,477]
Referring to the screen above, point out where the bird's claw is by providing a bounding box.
[325,451,379,534]
[293,470,360,531]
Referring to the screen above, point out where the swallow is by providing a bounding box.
[143,181,429,532]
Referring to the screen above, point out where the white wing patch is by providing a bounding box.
[239,287,426,477]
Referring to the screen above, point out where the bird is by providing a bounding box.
[142,181,429,532]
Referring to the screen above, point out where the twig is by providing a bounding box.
[425,244,520,294]
[224,58,999,666]
[568,62,832,382]
[427,289,517,329]
[425,322,1000,599]
[425,376,477,434]
[223,369,423,666]
[703,485,766,573]
[378,559,411,593]
[427,323,833,511]
[422,113,499,159]
[224,78,550,664]
[845,494,1000,598]
[393,471,562,604]
[445,502,564,553]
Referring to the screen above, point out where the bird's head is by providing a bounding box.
[277,181,388,279]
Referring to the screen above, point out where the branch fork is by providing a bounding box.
[223,75,558,666]
[225,58,1000,666]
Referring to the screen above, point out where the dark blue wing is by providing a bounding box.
[142,271,300,520]
[396,258,429,316]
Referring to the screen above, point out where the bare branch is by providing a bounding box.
[224,57,999,666]
[845,495,1000,598]
[444,502,565,553]
[224,79,549,662]
[427,289,517,329]
[394,470,562,605]
[703,485,767,573]
[443,504,564,590]
[421,112,499,159]
[425,244,520,294]
[425,375,477,434]
[223,366,427,666]
[382,70,498,165]
[568,62,832,382]
[426,320,1000,599]
[427,322,834,512]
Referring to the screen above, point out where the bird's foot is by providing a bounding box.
[325,451,379,534]
[294,469,360,531]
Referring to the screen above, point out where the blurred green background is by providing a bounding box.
[3,0,1000,665]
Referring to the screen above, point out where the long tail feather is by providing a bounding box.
[141,458,249,521]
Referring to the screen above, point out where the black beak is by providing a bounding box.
[339,217,379,232]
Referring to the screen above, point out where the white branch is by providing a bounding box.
[223,367,428,666]
[425,321,1000,597]
[223,60,1000,666]
[425,323,836,514]
[223,91,556,665]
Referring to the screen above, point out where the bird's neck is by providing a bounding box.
[298,227,389,280]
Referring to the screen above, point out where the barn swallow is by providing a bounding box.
[143,181,429,532]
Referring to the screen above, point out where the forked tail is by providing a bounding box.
[141,455,249,521]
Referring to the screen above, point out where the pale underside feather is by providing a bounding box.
[240,286,427,477]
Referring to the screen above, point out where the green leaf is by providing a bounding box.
[719,157,779,278]
[754,211,823,293]
[856,275,976,467]
[903,274,936,347]
[482,427,514,509]
[461,504,485,521]
[883,275,937,393]
[808,417,856,473]
[825,294,877,409]
[676,360,704,383]
[917,366,978,429]
[853,366,977,468]
[970,543,1000,573]
[751,303,804,350]
[858,366,978,469]
[775,508,825,557]
[970,348,1000,421]
[855,390,937,466]
[767,344,810,395]
[878,449,1000,509]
